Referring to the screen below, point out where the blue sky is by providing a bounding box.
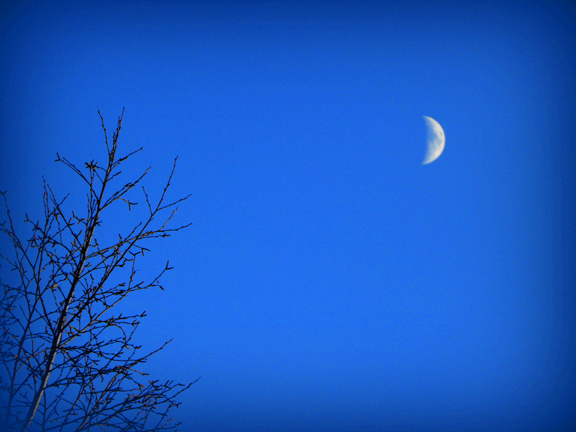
[1,0,575,431]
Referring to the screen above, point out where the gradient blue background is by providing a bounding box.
[1,1,575,431]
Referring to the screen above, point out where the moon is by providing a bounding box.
[422,116,445,165]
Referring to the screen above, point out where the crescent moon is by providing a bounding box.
[422,116,445,165]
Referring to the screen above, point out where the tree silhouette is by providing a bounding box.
[0,109,197,431]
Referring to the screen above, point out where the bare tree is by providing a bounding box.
[0,109,197,431]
